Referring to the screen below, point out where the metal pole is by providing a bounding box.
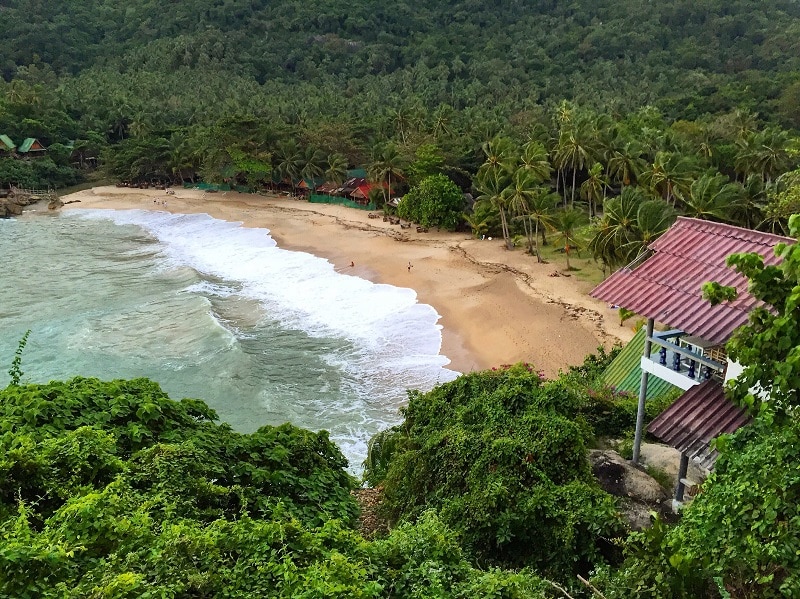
[675,452,689,502]
[632,318,655,464]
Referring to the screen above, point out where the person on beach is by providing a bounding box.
[407,261,412,272]
[350,261,355,267]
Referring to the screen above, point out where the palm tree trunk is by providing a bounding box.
[571,168,577,208]
[523,215,533,254]
[499,208,512,249]
[534,220,541,262]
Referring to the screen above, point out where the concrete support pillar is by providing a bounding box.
[675,451,690,502]
[632,318,655,464]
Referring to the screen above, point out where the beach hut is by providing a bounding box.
[314,182,339,196]
[591,217,794,504]
[18,138,46,157]
[350,181,375,206]
[297,177,325,196]
[0,135,16,156]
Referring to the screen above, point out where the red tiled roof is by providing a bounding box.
[351,183,372,199]
[591,217,794,344]
[647,381,750,470]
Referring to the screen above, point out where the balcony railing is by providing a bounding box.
[645,330,726,385]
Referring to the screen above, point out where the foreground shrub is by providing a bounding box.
[0,377,358,527]
[373,364,623,580]
[0,377,559,597]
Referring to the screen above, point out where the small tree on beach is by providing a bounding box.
[474,165,512,248]
[369,143,405,206]
[553,208,588,270]
[526,190,559,262]
[397,174,464,230]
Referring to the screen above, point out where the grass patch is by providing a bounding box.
[645,465,674,492]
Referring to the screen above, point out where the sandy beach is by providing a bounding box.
[62,186,633,376]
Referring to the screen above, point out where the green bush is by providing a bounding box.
[578,385,680,439]
[397,174,465,230]
[0,377,358,527]
[374,364,623,579]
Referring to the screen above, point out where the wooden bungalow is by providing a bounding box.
[0,135,16,156]
[297,177,325,196]
[350,181,376,206]
[18,138,46,157]
[591,217,794,505]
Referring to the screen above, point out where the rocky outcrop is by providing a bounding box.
[0,187,59,217]
[0,194,27,217]
[589,449,670,530]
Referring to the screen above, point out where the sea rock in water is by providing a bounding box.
[0,196,26,217]
[589,449,669,530]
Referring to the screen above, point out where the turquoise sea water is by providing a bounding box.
[0,207,458,472]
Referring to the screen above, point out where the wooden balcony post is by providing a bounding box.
[632,317,655,464]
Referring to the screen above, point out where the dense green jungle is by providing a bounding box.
[3,1,800,596]
[4,0,800,265]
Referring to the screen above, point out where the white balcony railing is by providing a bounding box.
[641,330,726,390]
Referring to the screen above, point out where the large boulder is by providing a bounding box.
[589,449,669,530]
[0,196,26,217]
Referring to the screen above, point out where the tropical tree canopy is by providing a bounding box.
[397,173,464,230]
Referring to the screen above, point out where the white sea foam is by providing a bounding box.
[75,209,459,469]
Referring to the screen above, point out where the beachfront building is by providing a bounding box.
[18,138,47,158]
[309,169,387,210]
[0,135,17,156]
[0,136,47,158]
[591,217,793,504]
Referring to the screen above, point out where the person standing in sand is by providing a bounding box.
[407,261,412,272]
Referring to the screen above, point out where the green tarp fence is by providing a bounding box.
[309,194,376,211]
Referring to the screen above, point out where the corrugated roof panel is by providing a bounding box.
[0,135,15,151]
[647,381,751,470]
[592,217,794,345]
[602,328,646,387]
[601,328,679,401]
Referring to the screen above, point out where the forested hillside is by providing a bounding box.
[2,0,800,265]
[3,0,800,128]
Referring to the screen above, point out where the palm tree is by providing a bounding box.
[503,169,538,253]
[369,143,405,206]
[431,104,453,140]
[580,162,608,218]
[480,136,517,175]
[607,140,645,191]
[739,174,768,229]
[519,140,552,183]
[553,119,596,207]
[589,187,676,272]
[299,146,326,188]
[324,153,348,185]
[682,174,746,222]
[526,190,558,262]
[474,165,513,249]
[463,212,490,239]
[639,151,695,206]
[274,139,303,192]
[735,128,792,184]
[552,208,589,270]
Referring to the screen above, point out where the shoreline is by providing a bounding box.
[59,186,632,376]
